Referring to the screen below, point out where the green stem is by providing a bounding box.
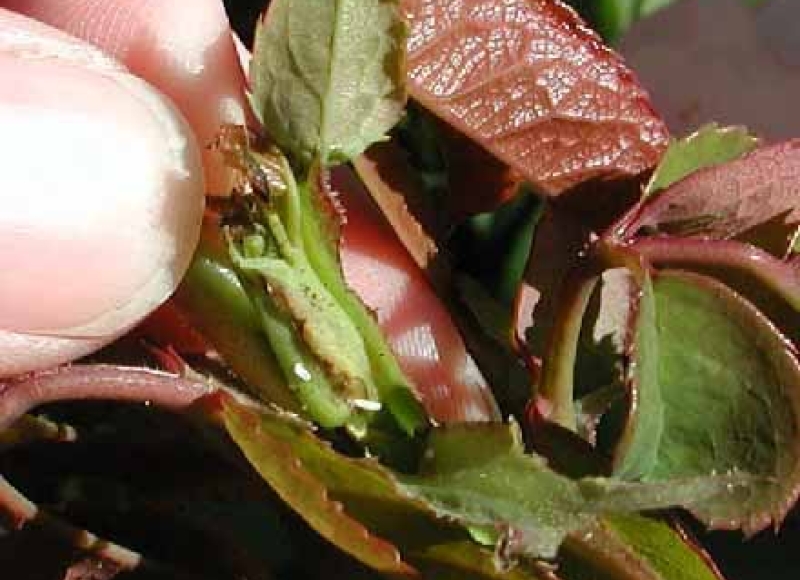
[175,225,298,413]
[245,284,352,428]
[537,266,600,431]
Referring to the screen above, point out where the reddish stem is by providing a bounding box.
[0,365,214,431]
[631,237,800,311]
[0,364,217,578]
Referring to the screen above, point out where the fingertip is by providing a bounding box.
[5,0,250,195]
[0,331,106,378]
[0,9,205,375]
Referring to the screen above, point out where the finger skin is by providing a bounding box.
[0,8,205,376]
[2,0,250,195]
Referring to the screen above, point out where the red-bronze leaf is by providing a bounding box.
[625,141,800,242]
[402,0,669,196]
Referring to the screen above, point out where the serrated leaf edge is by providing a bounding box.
[218,394,419,577]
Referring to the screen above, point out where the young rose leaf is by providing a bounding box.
[624,141,800,245]
[410,540,554,580]
[334,164,502,424]
[628,238,800,327]
[214,391,752,575]
[532,258,602,430]
[213,393,419,577]
[352,143,443,272]
[612,517,726,580]
[645,124,760,197]
[401,423,592,560]
[439,123,525,219]
[613,269,800,533]
[250,0,406,167]
[402,0,669,197]
[213,394,550,579]
[351,139,533,420]
[399,423,755,561]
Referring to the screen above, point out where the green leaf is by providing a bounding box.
[399,424,754,561]
[250,0,406,167]
[213,394,551,579]
[399,423,593,560]
[614,269,800,533]
[215,394,749,577]
[645,124,759,197]
[410,541,552,580]
[612,271,663,479]
[405,0,669,195]
[214,393,419,577]
[603,515,724,580]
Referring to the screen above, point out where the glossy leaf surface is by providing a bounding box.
[402,0,669,196]
[336,166,502,423]
[627,141,800,242]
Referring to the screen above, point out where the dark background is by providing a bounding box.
[223,0,261,46]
